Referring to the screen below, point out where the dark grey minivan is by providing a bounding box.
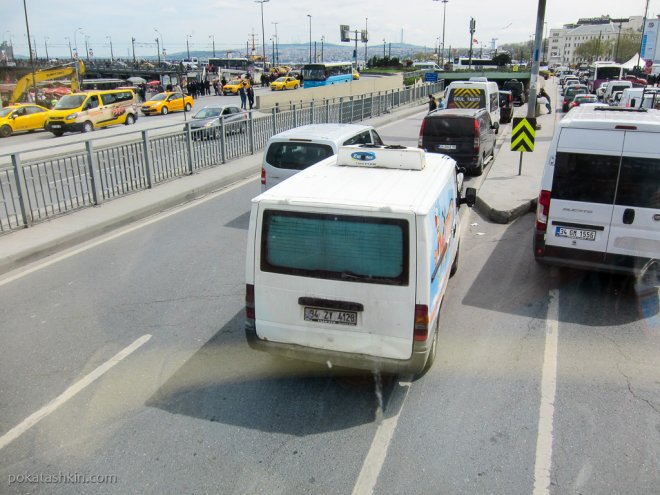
[418,108,499,176]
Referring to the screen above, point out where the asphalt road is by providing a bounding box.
[0,112,658,494]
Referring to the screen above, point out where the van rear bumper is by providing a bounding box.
[245,322,430,374]
[534,231,652,277]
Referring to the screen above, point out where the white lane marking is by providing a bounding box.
[0,176,257,288]
[352,375,412,495]
[533,289,560,495]
[0,334,151,451]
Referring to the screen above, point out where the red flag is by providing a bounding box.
[473,38,479,44]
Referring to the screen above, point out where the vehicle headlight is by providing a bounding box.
[65,113,78,120]
[204,121,214,127]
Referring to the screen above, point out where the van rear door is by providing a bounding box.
[254,207,417,361]
[423,116,475,159]
[545,128,624,255]
[606,132,660,265]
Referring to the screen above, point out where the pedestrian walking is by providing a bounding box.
[247,85,255,110]
[239,82,247,109]
[538,88,552,114]
[428,94,437,112]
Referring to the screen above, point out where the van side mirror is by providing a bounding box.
[460,187,477,208]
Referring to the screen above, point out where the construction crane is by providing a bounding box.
[9,60,85,104]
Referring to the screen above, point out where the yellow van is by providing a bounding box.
[45,89,138,136]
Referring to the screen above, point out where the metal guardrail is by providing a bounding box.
[0,82,443,233]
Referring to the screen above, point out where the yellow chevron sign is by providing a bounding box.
[511,118,536,152]
[448,88,483,109]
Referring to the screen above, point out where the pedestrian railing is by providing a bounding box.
[0,81,443,233]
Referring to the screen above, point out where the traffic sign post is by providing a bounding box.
[511,117,536,175]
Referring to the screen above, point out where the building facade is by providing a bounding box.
[548,15,644,66]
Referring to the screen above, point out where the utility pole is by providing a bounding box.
[636,0,651,69]
[209,35,216,57]
[364,17,368,67]
[131,37,136,64]
[307,14,312,64]
[66,37,72,59]
[107,35,114,61]
[272,22,279,65]
[22,0,38,102]
[44,37,49,62]
[526,0,546,121]
[383,38,386,59]
[468,17,475,68]
[321,35,324,63]
[256,0,269,66]
[155,37,160,66]
[186,34,191,60]
[84,35,90,61]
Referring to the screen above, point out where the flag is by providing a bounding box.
[473,38,479,44]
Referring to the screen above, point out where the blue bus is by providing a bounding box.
[301,62,353,87]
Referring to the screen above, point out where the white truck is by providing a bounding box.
[245,145,476,375]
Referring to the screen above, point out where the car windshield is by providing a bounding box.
[193,108,222,119]
[230,80,242,85]
[150,94,167,101]
[275,77,286,82]
[54,95,86,110]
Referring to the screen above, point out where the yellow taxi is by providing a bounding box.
[270,76,300,91]
[352,69,360,80]
[0,104,50,138]
[222,79,250,95]
[141,92,194,116]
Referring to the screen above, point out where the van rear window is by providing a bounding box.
[617,157,660,208]
[261,210,409,286]
[265,142,334,170]
[552,152,619,204]
[446,88,485,109]
[425,117,475,138]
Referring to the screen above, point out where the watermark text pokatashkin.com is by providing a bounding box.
[8,472,117,486]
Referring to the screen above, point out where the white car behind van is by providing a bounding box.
[534,106,660,276]
[246,145,477,375]
[261,123,383,191]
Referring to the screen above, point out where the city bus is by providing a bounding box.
[301,62,353,88]
[208,57,251,72]
[453,58,500,69]
[588,62,623,92]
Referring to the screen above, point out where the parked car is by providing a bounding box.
[0,104,50,138]
[141,92,193,115]
[498,90,513,124]
[183,105,247,139]
[270,76,300,91]
[562,84,588,112]
[418,107,499,176]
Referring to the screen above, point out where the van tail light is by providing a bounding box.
[508,93,513,103]
[414,304,429,341]
[260,167,266,185]
[246,284,255,321]
[536,190,551,232]
[473,119,480,154]
[418,118,426,148]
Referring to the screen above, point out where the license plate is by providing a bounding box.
[50,124,62,129]
[436,144,457,150]
[304,307,357,326]
[555,226,596,241]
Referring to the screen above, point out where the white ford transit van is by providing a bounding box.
[246,145,477,374]
[261,123,384,191]
[534,106,660,276]
[445,80,500,129]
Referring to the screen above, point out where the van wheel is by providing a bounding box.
[82,121,93,133]
[161,106,169,115]
[473,156,484,176]
[450,242,460,277]
[0,125,12,138]
[125,114,135,125]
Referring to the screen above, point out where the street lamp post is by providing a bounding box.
[106,35,114,61]
[321,35,324,63]
[65,37,72,59]
[186,34,192,60]
[272,22,279,65]
[84,35,90,61]
[255,0,269,67]
[364,18,368,67]
[21,0,38,103]
[432,0,449,66]
[155,37,161,66]
[44,36,49,62]
[131,37,136,64]
[209,34,216,57]
[383,38,386,59]
[74,27,83,60]
[307,14,312,64]
[154,29,163,61]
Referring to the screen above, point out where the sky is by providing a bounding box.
[3,0,660,59]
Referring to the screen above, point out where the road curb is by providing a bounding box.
[475,196,536,224]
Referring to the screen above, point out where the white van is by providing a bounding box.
[619,88,660,109]
[246,145,477,374]
[261,123,383,191]
[413,62,442,71]
[603,80,633,103]
[534,106,660,276]
[445,80,500,128]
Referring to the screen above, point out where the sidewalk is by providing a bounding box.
[0,82,561,275]
[476,77,560,223]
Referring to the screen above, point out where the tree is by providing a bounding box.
[492,53,512,67]
[613,30,642,63]
[574,38,614,63]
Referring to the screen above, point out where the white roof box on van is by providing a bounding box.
[336,145,426,170]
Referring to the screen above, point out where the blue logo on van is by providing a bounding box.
[351,151,376,161]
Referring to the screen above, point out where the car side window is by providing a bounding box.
[84,96,99,111]
[222,108,232,115]
[371,131,384,145]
